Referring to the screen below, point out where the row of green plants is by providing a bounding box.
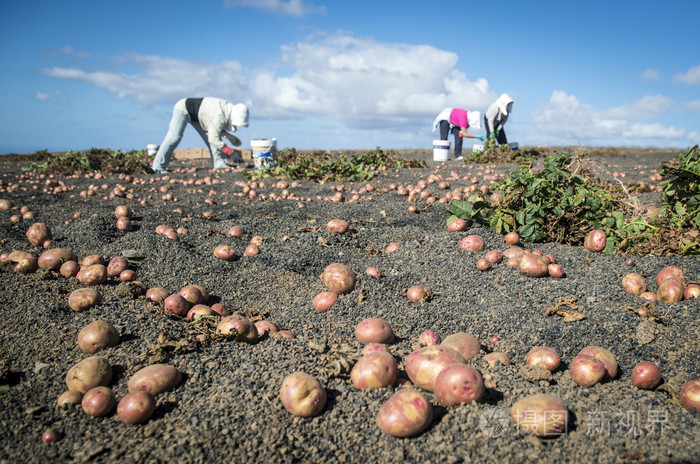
[448,146,700,256]
[246,147,426,182]
[23,148,151,175]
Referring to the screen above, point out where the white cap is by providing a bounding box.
[497,93,514,116]
[468,111,482,129]
[229,103,249,129]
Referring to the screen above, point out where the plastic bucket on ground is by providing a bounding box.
[433,140,450,161]
[251,138,277,168]
[472,143,485,152]
[508,142,519,151]
[146,144,159,156]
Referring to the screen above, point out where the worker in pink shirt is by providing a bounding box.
[432,108,483,160]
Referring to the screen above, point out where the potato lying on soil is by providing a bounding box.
[355,318,394,344]
[65,356,112,393]
[127,364,182,395]
[321,263,356,294]
[38,248,78,271]
[577,346,618,380]
[107,256,129,277]
[77,264,108,286]
[117,391,157,424]
[441,332,481,362]
[350,351,398,390]
[377,388,433,437]
[68,288,102,312]
[57,390,83,406]
[26,222,52,247]
[405,345,466,392]
[82,386,116,417]
[511,393,569,437]
[279,372,326,417]
[434,364,484,406]
[216,314,259,344]
[77,320,120,353]
[526,346,561,372]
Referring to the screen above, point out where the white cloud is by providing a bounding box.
[223,0,326,17]
[685,99,700,113]
[674,65,700,85]
[34,91,50,102]
[639,68,660,81]
[603,94,674,119]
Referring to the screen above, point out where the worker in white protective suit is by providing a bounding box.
[151,97,249,173]
[484,93,514,146]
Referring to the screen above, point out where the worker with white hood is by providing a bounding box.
[151,97,249,173]
[432,108,484,160]
[484,93,514,145]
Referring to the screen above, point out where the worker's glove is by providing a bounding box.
[477,136,485,141]
[222,146,234,157]
[488,132,496,140]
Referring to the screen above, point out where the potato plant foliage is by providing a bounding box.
[448,148,700,256]
[23,148,151,175]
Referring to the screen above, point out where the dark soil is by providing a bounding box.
[0,148,698,464]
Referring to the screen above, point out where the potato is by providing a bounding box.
[418,330,441,346]
[362,343,389,355]
[216,314,259,344]
[114,205,133,219]
[632,361,662,390]
[350,351,398,390]
[57,390,83,406]
[376,388,433,437]
[441,332,481,362]
[577,346,618,380]
[107,256,129,277]
[279,372,326,417]
[405,345,466,392]
[326,219,349,234]
[511,393,569,437]
[77,264,108,286]
[355,318,394,344]
[127,364,182,395]
[622,273,647,295]
[81,386,116,417]
[483,352,511,368]
[570,354,606,387]
[81,255,105,267]
[146,287,169,304]
[77,320,120,353]
[655,265,685,286]
[38,248,78,271]
[59,260,80,278]
[186,304,215,321]
[526,346,561,372]
[68,288,102,312]
[657,277,685,303]
[312,291,338,313]
[680,379,700,412]
[179,285,207,305]
[321,263,356,294]
[519,253,549,277]
[117,391,157,424]
[434,364,484,406]
[26,222,52,247]
[583,229,607,252]
[163,294,190,317]
[214,244,237,261]
[65,356,112,393]
[254,320,280,337]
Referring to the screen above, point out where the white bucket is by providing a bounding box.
[251,138,277,168]
[146,144,159,156]
[472,143,485,152]
[433,139,450,161]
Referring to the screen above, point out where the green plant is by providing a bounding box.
[466,139,534,165]
[659,145,700,229]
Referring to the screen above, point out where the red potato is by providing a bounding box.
[59,260,80,278]
[327,219,349,234]
[116,216,132,232]
[511,394,569,437]
[377,388,433,437]
[227,225,245,237]
[384,243,400,254]
[41,428,62,444]
[81,255,105,267]
[211,303,231,317]
[77,320,120,353]
[578,346,618,380]
[163,294,190,317]
[179,285,206,305]
[57,390,83,406]
[38,248,79,270]
[114,205,132,219]
[107,256,129,277]
[0,199,12,210]
[570,354,606,387]
[214,245,237,261]
[146,287,169,304]
[640,292,657,301]
[684,284,700,299]
[279,372,326,417]
[519,253,549,277]
[657,278,684,303]
[418,330,441,346]
[447,218,467,232]
[26,222,52,247]
[632,361,661,390]
[254,320,280,337]
[186,304,215,321]
[365,267,381,278]
[459,235,485,252]
[81,386,116,417]
[355,318,394,344]
[655,265,685,286]
[312,291,338,313]
[65,356,112,393]
[441,332,481,362]
[127,364,182,395]
[68,288,102,312]
[622,273,647,295]
[406,285,427,302]
[547,263,564,278]
[119,269,136,282]
[243,244,259,256]
[483,352,511,368]
[216,314,259,344]
[350,351,398,389]
[78,264,108,286]
[434,364,484,406]
[504,231,520,245]
[362,343,389,355]
[321,263,356,294]
[680,379,700,412]
[271,330,295,339]
[526,346,561,372]
[503,247,524,260]
[583,229,607,252]
[484,250,503,264]
[117,391,157,424]
[405,345,466,392]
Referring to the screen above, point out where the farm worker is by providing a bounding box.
[484,93,514,145]
[151,97,249,173]
[432,108,483,160]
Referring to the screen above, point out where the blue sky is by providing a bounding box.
[1,0,699,154]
